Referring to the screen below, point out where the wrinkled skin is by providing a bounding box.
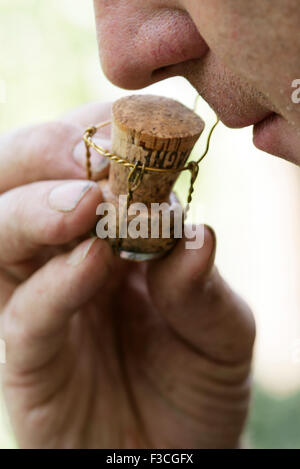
[2,0,298,450]
[0,103,254,449]
[95,0,300,164]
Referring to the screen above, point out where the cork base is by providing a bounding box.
[97,180,182,261]
[119,250,166,262]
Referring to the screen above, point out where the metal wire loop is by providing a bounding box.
[83,103,219,252]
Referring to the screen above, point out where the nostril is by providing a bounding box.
[151,56,204,81]
[151,64,177,78]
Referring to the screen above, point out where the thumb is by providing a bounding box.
[147,225,255,364]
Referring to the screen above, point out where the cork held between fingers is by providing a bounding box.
[84,95,209,262]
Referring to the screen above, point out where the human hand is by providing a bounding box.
[0,103,255,449]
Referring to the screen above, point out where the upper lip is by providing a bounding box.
[220,110,276,130]
[153,60,277,130]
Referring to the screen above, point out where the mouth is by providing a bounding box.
[253,113,282,153]
[252,113,300,163]
[153,57,299,163]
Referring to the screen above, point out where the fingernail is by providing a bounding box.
[73,138,111,176]
[67,238,97,266]
[48,181,94,212]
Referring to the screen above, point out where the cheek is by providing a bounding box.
[185,0,300,125]
[184,0,245,59]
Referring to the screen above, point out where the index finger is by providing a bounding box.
[0,102,112,193]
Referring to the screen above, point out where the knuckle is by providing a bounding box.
[2,300,27,348]
[202,271,256,355]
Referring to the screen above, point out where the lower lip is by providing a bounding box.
[253,113,281,152]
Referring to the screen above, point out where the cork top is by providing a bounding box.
[113,95,204,141]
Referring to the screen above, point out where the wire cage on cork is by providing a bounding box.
[83,95,219,262]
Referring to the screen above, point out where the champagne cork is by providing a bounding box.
[98,95,204,261]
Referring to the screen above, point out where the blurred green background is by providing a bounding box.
[1,0,300,449]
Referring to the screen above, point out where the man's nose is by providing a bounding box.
[94,1,208,90]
